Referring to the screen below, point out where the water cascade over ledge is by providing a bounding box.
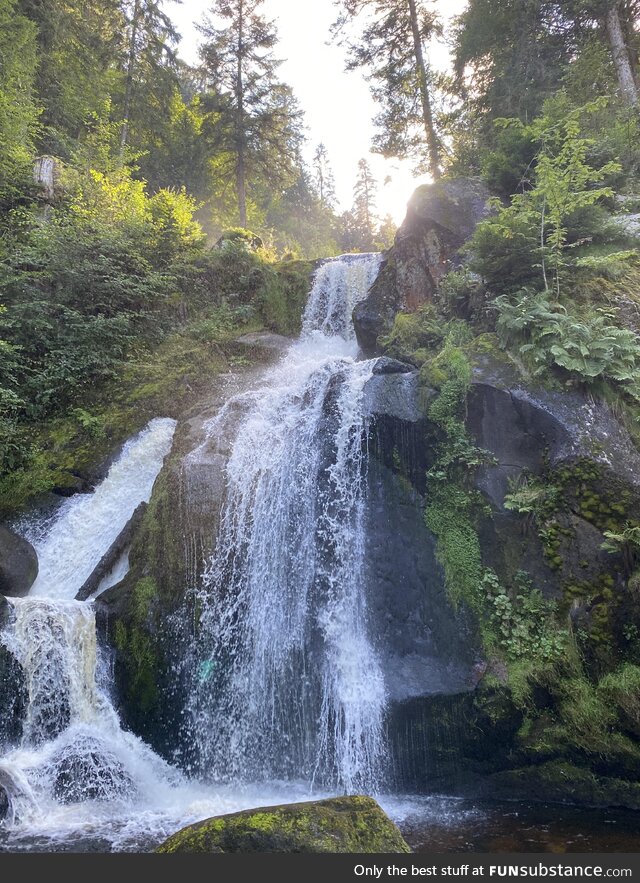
[183,254,387,793]
[0,252,428,849]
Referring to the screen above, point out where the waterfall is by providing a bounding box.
[0,252,393,849]
[0,419,181,846]
[185,253,388,793]
[24,418,177,601]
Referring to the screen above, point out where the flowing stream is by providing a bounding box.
[183,253,386,792]
[0,253,394,850]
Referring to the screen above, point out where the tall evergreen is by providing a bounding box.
[198,0,303,228]
[313,142,337,208]
[118,0,181,156]
[332,0,442,178]
[16,0,123,156]
[351,158,378,250]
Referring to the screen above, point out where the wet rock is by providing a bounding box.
[468,354,640,496]
[75,503,146,601]
[157,796,412,853]
[372,357,415,375]
[0,597,26,748]
[486,761,640,810]
[0,525,38,598]
[50,735,135,803]
[235,331,292,352]
[363,370,424,423]
[0,782,8,822]
[354,177,491,353]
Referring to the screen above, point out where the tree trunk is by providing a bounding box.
[236,0,247,228]
[605,1,638,107]
[407,0,441,179]
[120,0,141,158]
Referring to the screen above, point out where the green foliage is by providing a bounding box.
[494,289,640,395]
[198,0,304,227]
[425,484,484,612]
[482,569,565,663]
[424,342,491,612]
[504,475,561,521]
[471,97,623,297]
[598,664,640,735]
[0,0,39,214]
[332,1,442,176]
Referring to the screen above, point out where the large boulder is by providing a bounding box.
[354,177,491,353]
[0,525,38,597]
[467,353,640,597]
[156,796,412,853]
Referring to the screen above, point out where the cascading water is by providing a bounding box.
[0,253,400,850]
[0,419,191,849]
[184,253,388,793]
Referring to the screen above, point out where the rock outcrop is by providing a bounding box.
[354,177,491,353]
[0,525,38,598]
[156,796,412,853]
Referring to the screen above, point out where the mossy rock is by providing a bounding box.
[488,761,640,810]
[156,796,412,854]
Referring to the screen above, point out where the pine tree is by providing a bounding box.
[332,0,442,178]
[198,0,304,228]
[351,158,378,250]
[0,0,39,213]
[313,142,336,208]
[17,0,123,157]
[118,0,180,156]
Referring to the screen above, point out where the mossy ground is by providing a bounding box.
[156,796,412,854]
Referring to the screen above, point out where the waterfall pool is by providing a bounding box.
[0,793,638,852]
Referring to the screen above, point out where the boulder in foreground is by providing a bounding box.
[156,795,412,854]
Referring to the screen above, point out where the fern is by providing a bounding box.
[495,290,640,392]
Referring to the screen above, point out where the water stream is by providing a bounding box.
[0,253,391,850]
[0,254,638,852]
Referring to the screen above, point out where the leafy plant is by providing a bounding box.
[494,290,640,394]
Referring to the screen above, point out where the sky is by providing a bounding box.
[170,0,468,225]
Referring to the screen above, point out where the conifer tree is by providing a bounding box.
[313,142,337,208]
[198,0,304,228]
[333,0,442,178]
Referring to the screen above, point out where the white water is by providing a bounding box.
[25,418,177,600]
[185,253,387,793]
[0,253,396,850]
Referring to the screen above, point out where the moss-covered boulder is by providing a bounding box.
[156,796,412,854]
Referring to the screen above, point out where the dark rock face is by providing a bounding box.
[0,525,38,597]
[156,796,412,854]
[365,458,474,702]
[0,597,26,749]
[362,364,475,704]
[467,354,640,596]
[354,177,491,353]
[372,356,415,375]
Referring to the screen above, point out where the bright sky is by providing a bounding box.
[170,0,468,224]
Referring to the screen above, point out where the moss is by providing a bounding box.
[156,797,412,854]
[490,761,640,809]
[256,260,313,336]
[598,663,640,737]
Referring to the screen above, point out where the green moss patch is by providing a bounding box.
[156,796,411,854]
